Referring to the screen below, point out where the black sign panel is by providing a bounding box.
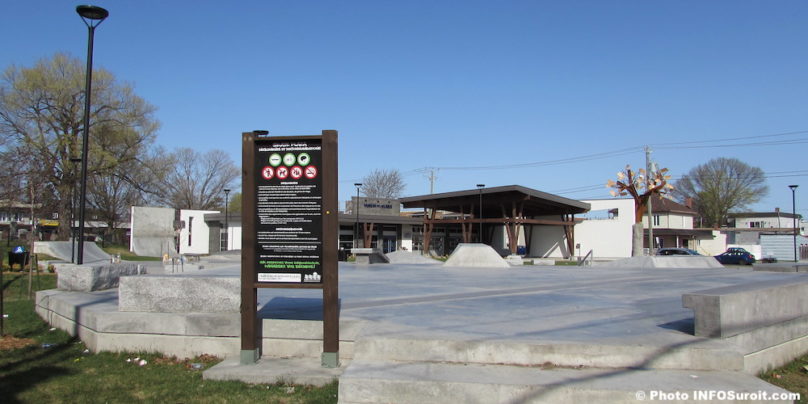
[254,139,323,284]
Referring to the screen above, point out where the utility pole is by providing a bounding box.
[418,167,439,194]
[645,146,654,255]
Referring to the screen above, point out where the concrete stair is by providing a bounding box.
[339,361,794,404]
[337,335,797,403]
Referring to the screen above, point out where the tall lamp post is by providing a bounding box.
[69,157,81,263]
[476,184,485,243]
[75,5,108,265]
[223,188,230,251]
[789,185,799,262]
[354,183,362,248]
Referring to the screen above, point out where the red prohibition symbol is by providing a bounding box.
[261,166,274,180]
[276,166,289,180]
[290,165,303,179]
[304,165,318,179]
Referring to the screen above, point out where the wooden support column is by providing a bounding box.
[562,214,575,259]
[363,222,375,248]
[423,207,435,255]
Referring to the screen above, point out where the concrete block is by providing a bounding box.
[505,255,524,266]
[443,243,509,268]
[351,248,389,264]
[683,278,808,338]
[118,275,240,313]
[56,263,143,292]
[753,263,808,273]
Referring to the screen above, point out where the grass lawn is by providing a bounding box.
[101,244,162,261]
[761,356,808,403]
[1,273,337,403]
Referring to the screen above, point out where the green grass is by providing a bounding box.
[101,244,162,261]
[761,355,808,403]
[0,274,338,403]
[554,260,579,266]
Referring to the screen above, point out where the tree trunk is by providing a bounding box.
[632,222,644,257]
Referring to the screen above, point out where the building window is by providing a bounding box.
[653,215,660,226]
[188,217,193,246]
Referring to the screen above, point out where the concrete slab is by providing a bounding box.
[385,250,441,265]
[204,357,341,387]
[118,274,239,313]
[35,261,808,402]
[56,262,144,291]
[443,243,509,268]
[596,256,723,269]
[684,278,808,337]
[35,241,110,264]
[339,361,795,404]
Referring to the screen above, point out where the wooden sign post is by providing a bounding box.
[241,130,339,367]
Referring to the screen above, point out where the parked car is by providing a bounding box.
[714,248,756,265]
[656,248,702,256]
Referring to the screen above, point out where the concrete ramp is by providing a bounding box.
[34,241,110,264]
[443,243,509,268]
[131,237,176,258]
[386,250,441,265]
[595,256,723,269]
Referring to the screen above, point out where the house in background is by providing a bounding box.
[640,197,723,254]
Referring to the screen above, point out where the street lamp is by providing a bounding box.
[223,188,230,251]
[75,5,109,265]
[69,157,81,263]
[354,183,362,248]
[789,185,799,262]
[476,184,485,243]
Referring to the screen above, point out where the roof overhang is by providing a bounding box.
[400,185,590,217]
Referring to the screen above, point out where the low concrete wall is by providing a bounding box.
[351,248,389,265]
[754,263,808,273]
[56,263,144,292]
[118,275,240,313]
[683,277,808,338]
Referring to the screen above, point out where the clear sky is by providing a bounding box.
[2,0,807,215]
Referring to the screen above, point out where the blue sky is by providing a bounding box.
[2,0,807,214]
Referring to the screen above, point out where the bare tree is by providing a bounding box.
[360,169,405,199]
[159,148,239,210]
[673,157,768,227]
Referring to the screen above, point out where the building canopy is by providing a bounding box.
[400,185,590,217]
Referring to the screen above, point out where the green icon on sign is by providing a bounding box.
[297,153,311,166]
[269,153,282,167]
[283,153,296,166]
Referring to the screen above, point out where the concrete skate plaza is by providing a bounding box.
[37,259,807,402]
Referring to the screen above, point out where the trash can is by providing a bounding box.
[9,246,29,270]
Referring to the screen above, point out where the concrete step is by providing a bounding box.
[338,361,796,404]
[352,336,743,372]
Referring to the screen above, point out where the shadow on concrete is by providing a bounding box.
[258,297,343,321]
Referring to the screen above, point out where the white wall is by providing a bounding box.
[225,224,242,251]
[527,199,634,259]
[179,209,219,255]
[694,230,726,256]
[574,199,634,259]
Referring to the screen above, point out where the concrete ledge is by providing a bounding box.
[754,263,808,273]
[351,248,390,265]
[118,275,240,313]
[36,289,360,360]
[204,357,342,387]
[683,277,808,338]
[339,362,794,404]
[56,263,144,292]
[351,336,743,372]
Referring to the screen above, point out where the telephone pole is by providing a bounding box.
[418,167,439,194]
